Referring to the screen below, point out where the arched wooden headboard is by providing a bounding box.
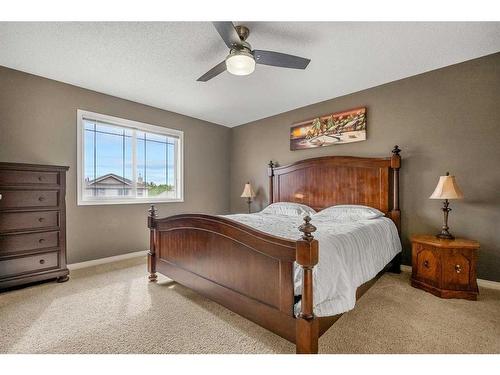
[268,146,401,232]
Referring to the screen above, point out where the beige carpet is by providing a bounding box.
[1,256,499,354]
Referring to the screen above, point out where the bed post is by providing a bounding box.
[148,205,158,282]
[296,216,319,354]
[268,161,274,204]
[389,145,402,273]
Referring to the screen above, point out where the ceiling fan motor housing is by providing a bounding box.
[235,25,250,42]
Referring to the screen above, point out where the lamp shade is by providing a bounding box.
[429,173,464,200]
[240,182,256,198]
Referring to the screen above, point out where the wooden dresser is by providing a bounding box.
[411,234,479,300]
[0,163,69,289]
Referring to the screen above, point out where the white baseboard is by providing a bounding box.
[400,264,500,290]
[400,265,412,273]
[68,250,148,270]
[476,278,500,290]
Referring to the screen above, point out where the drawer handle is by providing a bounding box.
[38,217,45,222]
[38,176,43,181]
[455,264,462,274]
[39,238,45,243]
[423,260,430,268]
[39,259,45,265]
[38,196,45,202]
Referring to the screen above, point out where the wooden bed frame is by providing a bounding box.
[147,146,402,354]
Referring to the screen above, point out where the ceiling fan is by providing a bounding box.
[197,22,311,82]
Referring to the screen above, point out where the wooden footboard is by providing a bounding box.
[147,207,319,353]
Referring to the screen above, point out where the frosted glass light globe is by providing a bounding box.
[225,51,256,76]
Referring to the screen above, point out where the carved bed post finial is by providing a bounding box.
[148,205,158,282]
[268,161,275,205]
[296,215,319,353]
[299,216,317,241]
[392,145,401,157]
[148,204,158,218]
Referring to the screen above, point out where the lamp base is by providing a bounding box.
[436,231,454,240]
[436,199,454,240]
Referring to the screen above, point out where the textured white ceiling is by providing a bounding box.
[0,22,499,127]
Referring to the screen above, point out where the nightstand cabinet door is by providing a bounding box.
[442,250,475,291]
[413,243,440,287]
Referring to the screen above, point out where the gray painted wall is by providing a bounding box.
[230,53,500,281]
[0,66,231,263]
[1,53,499,281]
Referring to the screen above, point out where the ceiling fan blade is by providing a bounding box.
[253,50,311,69]
[197,61,227,82]
[212,22,241,49]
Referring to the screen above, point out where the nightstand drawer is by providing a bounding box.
[414,244,440,287]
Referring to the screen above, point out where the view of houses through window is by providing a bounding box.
[78,111,183,204]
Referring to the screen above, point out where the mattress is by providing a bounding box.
[223,212,402,317]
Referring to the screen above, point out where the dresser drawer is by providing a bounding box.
[0,190,59,209]
[0,231,59,256]
[0,170,59,186]
[0,211,59,233]
[0,252,59,278]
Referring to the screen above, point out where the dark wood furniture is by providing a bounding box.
[0,163,69,289]
[411,234,479,300]
[148,146,402,354]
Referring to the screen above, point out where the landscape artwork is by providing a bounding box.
[290,107,367,150]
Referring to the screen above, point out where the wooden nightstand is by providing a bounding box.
[411,235,479,300]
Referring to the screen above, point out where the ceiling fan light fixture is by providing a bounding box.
[197,22,311,82]
[225,50,255,76]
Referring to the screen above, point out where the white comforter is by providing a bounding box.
[223,212,401,317]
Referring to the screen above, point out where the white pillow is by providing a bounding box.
[261,202,316,217]
[313,205,384,221]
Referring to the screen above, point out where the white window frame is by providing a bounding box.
[77,109,184,206]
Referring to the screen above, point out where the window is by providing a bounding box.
[77,110,183,205]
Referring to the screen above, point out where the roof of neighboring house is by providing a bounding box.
[86,173,133,186]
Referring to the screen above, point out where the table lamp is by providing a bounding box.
[241,182,256,214]
[429,172,464,239]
